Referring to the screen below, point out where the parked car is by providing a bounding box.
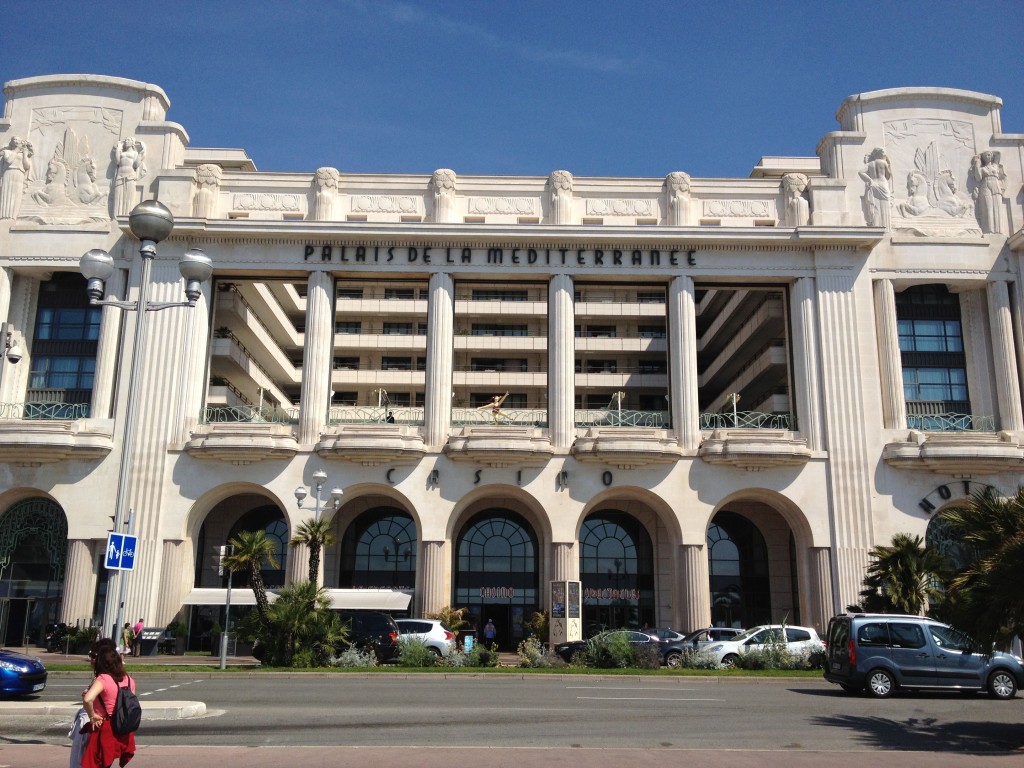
[554,629,663,663]
[705,624,825,667]
[645,627,686,642]
[395,618,456,658]
[823,613,1024,699]
[333,610,401,663]
[0,649,47,696]
[681,627,745,648]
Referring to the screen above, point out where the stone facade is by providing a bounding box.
[2,75,1023,648]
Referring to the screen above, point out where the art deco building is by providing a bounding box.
[1,75,1022,650]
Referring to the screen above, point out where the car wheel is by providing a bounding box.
[839,683,861,694]
[430,647,443,659]
[665,651,682,668]
[988,670,1018,700]
[721,653,740,668]
[866,668,896,698]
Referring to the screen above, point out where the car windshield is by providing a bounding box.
[731,626,767,643]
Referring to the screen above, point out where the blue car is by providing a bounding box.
[0,649,47,696]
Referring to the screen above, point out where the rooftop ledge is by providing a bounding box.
[882,430,1024,476]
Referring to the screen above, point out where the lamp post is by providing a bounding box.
[294,469,343,583]
[382,538,412,588]
[80,200,213,641]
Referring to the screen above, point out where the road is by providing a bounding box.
[2,672,1022,766]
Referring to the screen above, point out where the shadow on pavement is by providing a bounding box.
[810,713,1024,754]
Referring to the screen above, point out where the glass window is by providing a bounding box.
[857,623,890,646]
[340,509,417,589]
[889,623,927,649]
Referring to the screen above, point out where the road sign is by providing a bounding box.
[105,532,138,571]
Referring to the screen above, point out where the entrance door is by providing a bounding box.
[2,598,31,646]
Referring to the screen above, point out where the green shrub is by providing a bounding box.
[668,648,719,670]
[398,637,437,667]
[583,631,637,668]
[516,636,565,668]
[634,643,662,670]
[331,646,377,667]
[441,641,501,667]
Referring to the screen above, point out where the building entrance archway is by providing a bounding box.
[579,511,654,635]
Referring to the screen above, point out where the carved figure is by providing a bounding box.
[548,170,573,225]
[477,392,511,424]
[0,136,33,219]
[664,171,691,226]
[313,166,340,221]
[781,173,809,226]
[934,170,971,218]
[112,137,147,217]
[431,168,457,223]
[897,170,931,217]
[193,164,223,218]
[76,158,105,204]
[971,151,1006,234]
[32,158,72,206]
[859,147,893,228]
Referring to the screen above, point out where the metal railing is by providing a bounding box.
[907,412,995,432]
[452,407,548,427]
[328,406,424,425]
[0,401,91,420]
[699,411,793,430]
[201,405,298,424]
[574,409,669,428]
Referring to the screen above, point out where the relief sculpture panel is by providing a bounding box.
[17,107,123,225]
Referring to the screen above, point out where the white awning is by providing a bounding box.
[182,587,411,612]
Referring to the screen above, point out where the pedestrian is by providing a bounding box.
[132,618,144,657]
[69,639,118,768]
[119,623,133,660]
[483,618,496,645]
[81,646,136,768]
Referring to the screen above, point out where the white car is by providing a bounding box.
[705,624,825,667]
[395,619,456,658]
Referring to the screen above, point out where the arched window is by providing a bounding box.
[579,512,654,631]
[708,512,769,628]
[226,505,288,588]
[339,509,417,589]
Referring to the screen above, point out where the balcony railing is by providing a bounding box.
[907,412,995,432]
[0,401,91,420]
[452,407,548,427]
[201,405,298,424]
[699,411,793,430]
[328,406,424,425]
[575,409,669,428]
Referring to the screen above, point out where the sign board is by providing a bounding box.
[105,532,138,571]
[549,580,582,645]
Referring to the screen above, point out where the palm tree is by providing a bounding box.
[289,517,336,584]
[224,529,279,625]
[939,487,1024,647]
[264,581,348,666]
[857,533,947,615]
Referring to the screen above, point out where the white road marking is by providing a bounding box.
[576,696,725,701]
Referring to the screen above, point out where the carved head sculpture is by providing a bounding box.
[906,170,926,194]
[865,147,888,163]
[979,151,996,166]
[195,164,223,188]
[782,173,808,195]
[314,166,340,190]
[549,170,573,193]
[431,168,457,192]
[665,171,691,194]
[122,137,137,151]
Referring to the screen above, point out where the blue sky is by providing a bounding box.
[4,0,1023,179]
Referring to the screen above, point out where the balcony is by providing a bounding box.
[883,428,1022,475]
[0,405,112,465]
[572,427,680,469]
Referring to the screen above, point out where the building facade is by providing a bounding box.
[1,75,1023,650]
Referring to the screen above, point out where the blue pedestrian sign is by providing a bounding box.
[105,532,138,571]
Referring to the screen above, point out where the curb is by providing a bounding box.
[0,700,207,719]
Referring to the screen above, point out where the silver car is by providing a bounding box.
[705,624,825,667]
[395,619,456,658]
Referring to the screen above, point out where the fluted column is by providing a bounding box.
[287,545,311,587]
[873,279,906,430]
[0,267,10,324]
[60,539,96,626]
[156,540,193,625]
[90,269,127,419]
[678,543,709,633]
[299,271,334,445]
[550,542,577,582]
[807,546,835,635]
[548,274,575,449]
[668,276,700,449]
[424,273,454,447]
[791,276,825,448]
[987,280,1024,431]
[419,540,447,616]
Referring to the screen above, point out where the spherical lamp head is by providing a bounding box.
[129,200,174,243]
[294,486,308,506]
[179,248,213,303]
[80,249,116,302]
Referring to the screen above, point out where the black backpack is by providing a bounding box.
[110,674,141,735]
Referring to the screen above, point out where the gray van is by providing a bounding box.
[824,613,1023,699]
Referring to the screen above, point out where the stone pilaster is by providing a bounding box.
[60,539,96,626]
[157,540,193,626]
[667,276,700,449]
[550,542,577,582]
[816,266,874,611]
[90,268,126,419]
[548,274,575,449]
[0,267,10,323]
[287,545,311,586]
[424,273,454,448]
[678,543,709,633]
[807,546,835,635]
[792,276,825,449]
[873,279,906,430]
[419,540,447,616]
[987,280,1024,431]
[298,270,334,445]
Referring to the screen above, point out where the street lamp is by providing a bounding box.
[382,538,412,587]
[294,469,343,524]
[80,200,213,641]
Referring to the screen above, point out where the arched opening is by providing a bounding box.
[339,508,418,590]
[708,511,770,628]
[0,498,67,645]
[454,509,538,650]
[579,511,654,635]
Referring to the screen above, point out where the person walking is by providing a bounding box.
[483,618,497,647]
[132,618,144,657]
[119,623,133,660]
[81,646,136,768]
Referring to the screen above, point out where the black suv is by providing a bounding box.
[334,610,401,663]
[824,613,1023,699]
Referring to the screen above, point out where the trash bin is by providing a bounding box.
[140,629,163,656]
